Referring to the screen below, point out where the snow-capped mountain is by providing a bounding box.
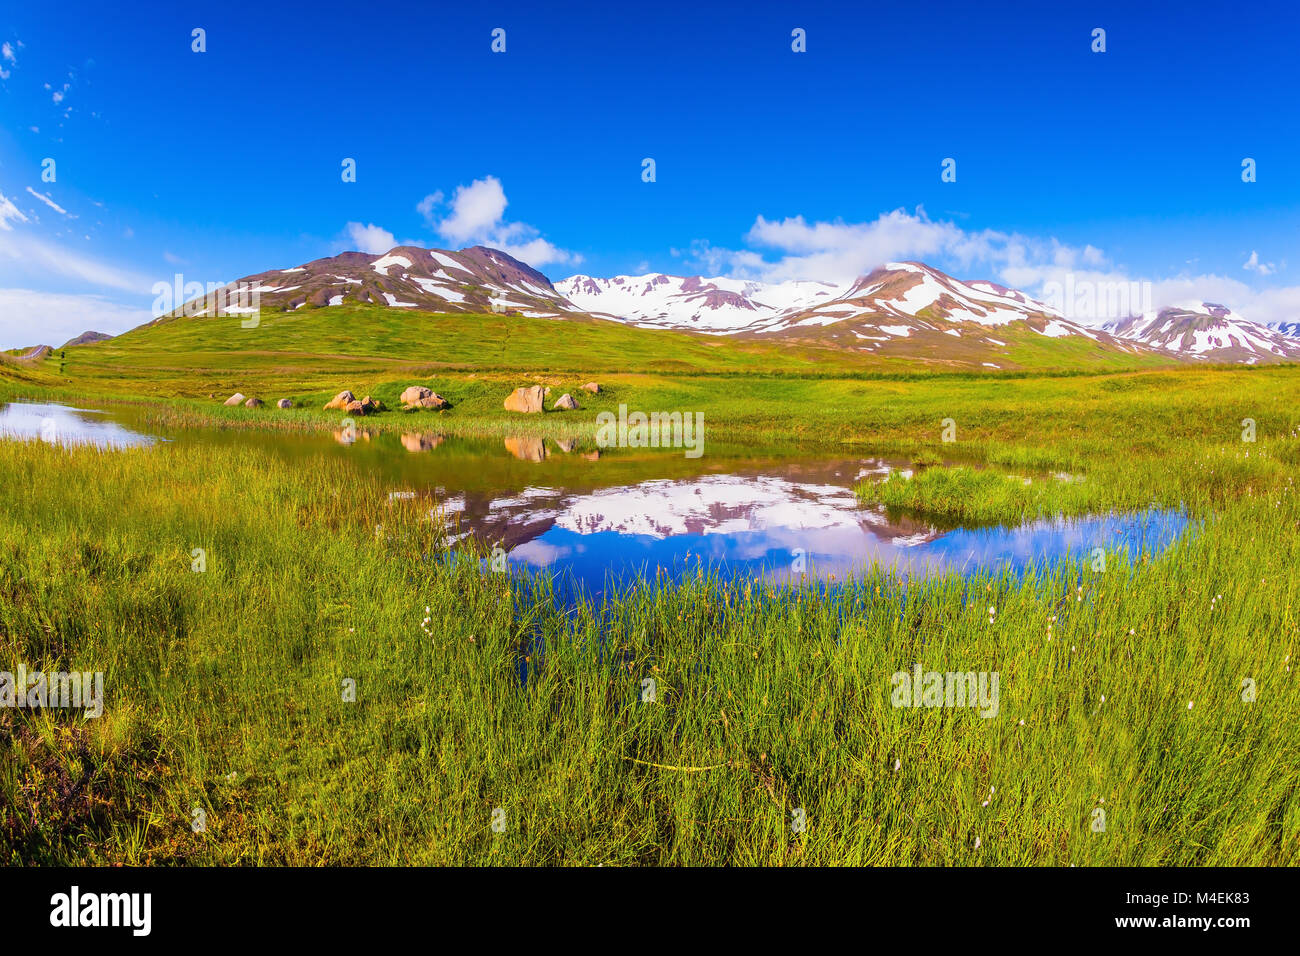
[1104,303,1300,364]
[180,245,1298,367]
[1269,321,1300,338]
[554,273,841,332]
[198,245,584,319]
[557,261,1147,363]
[556,261,1067,336]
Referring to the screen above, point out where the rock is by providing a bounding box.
[581,382,601,394]
[503,385,545,414]
[504,436,548,462]
[244,397,264,409]
[400,386,449,409]
[345,400,367,416]
[324,390,355,411]
[276,399,293,409]
[360,395,382,413]
[554,438,576,453]
[223,392,246,406]
[544,387,551,395]
[552,393,579,411]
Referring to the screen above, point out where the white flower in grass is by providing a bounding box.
[1188,700,1194,709]
[974,836,982,850]
[893,759,901,772]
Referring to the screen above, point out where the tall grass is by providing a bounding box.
[2,434,1297,865]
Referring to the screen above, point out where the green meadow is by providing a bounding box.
[1,314,1298,865]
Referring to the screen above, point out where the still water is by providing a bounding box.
[2,401,1192,597]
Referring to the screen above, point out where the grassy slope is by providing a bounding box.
[38,301,1177,396]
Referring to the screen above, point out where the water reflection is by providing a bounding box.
[1,402,1193,600]
[0,402,156,449]
[437,472,1192,599]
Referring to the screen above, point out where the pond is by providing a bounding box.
[0,401,159,449]
[1,401,1193,598]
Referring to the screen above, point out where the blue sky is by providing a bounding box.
[1,0,1298,347]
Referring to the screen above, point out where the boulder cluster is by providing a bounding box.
[220,380,596,417]
[503,382,599,413]
[222,392,289,409]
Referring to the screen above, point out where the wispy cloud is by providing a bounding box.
[0,191,30,230]
[0,230,151,293]
[1243,250,1276,276]
[0,39,16,80]
[25,186,72,217]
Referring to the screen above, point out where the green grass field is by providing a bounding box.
[1,311,1297,865]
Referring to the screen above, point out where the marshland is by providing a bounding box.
[2,354,1297,864]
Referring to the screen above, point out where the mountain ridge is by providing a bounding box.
[161,244,1297,367]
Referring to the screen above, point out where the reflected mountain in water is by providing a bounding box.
[432,466,1189,598]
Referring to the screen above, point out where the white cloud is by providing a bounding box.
[1,42,15,63]
[676,206,1018,284]
[0,288,150,351]
[435,177,508,244]
[341,221,396,254]
[417,176,580,268]
[1243,250,1275,276]
[0,191,30,230]
[25,186,71,217]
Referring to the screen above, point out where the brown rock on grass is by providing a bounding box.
[277,399,293,409]
[552,393,579,411]
[503,386,544,413]
[581,382,601,394]
[400,386,449,409]
[343,396,382,416]
[324,390,355,411]
[223,393,246,406]
[244,398,264,409]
